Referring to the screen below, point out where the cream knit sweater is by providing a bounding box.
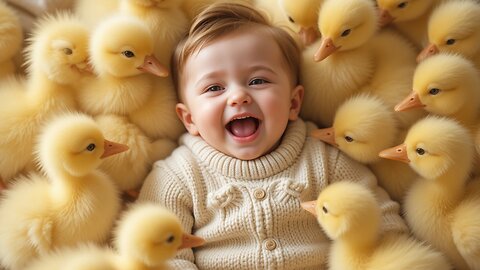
[138,119,407,270]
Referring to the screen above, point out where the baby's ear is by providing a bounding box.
[289,85,304,121]
[176,103,199,135]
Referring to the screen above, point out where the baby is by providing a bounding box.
[138,3,407,269]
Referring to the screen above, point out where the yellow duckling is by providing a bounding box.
[376,0,441,48]
[0,113,127,270]
[303,181,451,270]
[417,0,480,66]
[380,116,480,270]
[275,0,323,46]
[0,12,90,186]
[119,0,189,68]
[78,14,168,116]
[311,95,417,202]
[0,0,23,78]
[395,54,480,131]
[111,203,205,270]
[24,203,205,270]
[301,0,419,128]
[301,0,377,126]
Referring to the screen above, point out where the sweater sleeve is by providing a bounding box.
[328,149,409,235]
[138,161,200,270]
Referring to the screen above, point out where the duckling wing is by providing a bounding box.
[451,196,480,270]
[28,217,53,255]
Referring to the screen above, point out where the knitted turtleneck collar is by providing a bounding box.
[180,119,306,180]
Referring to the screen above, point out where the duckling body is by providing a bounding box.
[0,13,90,184]
[0,1,23,78]
[309,181,451,270]
[380,116,480,269]
[418,0,480,66]
[95,114,152,192]
[73,0,119,27]
[0,114,125,269]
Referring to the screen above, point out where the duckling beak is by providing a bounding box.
[314,38,338,62]
[394,91,425,112]
[417,43,439,62]
[101,140,129,159]
[378,143,410,163]
[179,233,205,249]
[301,200,318,217]
[378,9,394,27]
[299,26,319,47]
[137,55,169,77]
[311,127,338,147]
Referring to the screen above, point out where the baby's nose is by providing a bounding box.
[227,89,252,106]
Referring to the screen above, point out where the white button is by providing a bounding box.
[264,239,277,251]
[254,188,266,200]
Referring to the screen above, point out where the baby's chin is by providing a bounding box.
[221,140,282,161]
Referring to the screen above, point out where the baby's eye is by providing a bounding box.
[249,78,268,85]
[206,85,224,92]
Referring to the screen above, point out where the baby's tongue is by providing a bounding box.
[230,118,257,137]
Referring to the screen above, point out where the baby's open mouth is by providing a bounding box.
[226,116,260,138]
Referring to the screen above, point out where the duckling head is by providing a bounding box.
[280,0,323,45]
[114,203,205,267]
[315,181,380,241]
[314,0,377,61]
[381,116,474,180]
[377,0,436,26]
[396,54,479,115]
[36,113,129,177]
[333,95,397,163]
[418,0,480,61]
[24,12,91,85]
[90,15,169,78]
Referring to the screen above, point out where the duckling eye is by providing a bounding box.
[166,235,175,243]
[63,48,73,55]
[428,88,440,95]
[397,2,408,8]
[322,205,328,214]
[122,50,135,58]
[288,16,295,23]
[446,39,456,45]
[341,29,351,37]
[416,148,425,155]
[344,136,354,142]
[86,143,96,151]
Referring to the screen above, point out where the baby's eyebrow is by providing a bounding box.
[195,70,225,87]
[248,65,276,74]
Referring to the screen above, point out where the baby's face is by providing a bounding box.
[176,28,303,160]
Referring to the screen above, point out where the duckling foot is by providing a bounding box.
[28,218,53,255]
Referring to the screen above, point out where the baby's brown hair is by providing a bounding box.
[172,2,301,100]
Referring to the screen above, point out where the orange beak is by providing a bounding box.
[394,91,425,112]
[378,9,394,27]
[299,26,320,47]
[137,54,169,77]
[101,139,129,159]
[301,200,318,217]
[179,233,206,249]
[311,127,337,147]
[417,43,439,62]
[314,38,339,62]
[379,143,410,163]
